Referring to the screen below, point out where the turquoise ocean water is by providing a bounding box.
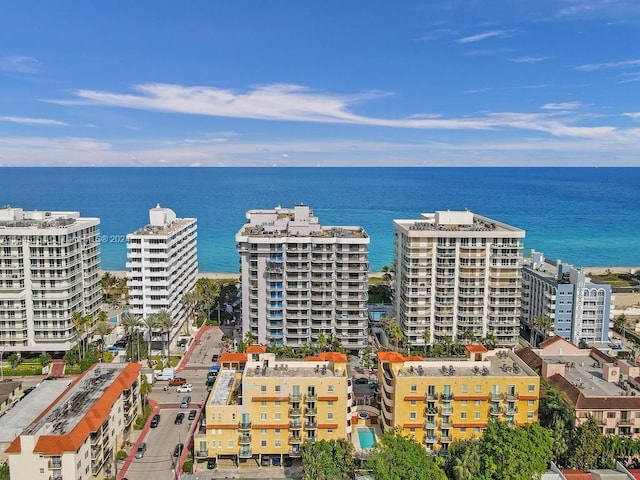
[0,167,638,271]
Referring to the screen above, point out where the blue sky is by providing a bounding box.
[2,1,640,166]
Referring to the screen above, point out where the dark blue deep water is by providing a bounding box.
[1,167,638,271]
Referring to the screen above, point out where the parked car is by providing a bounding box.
[188,409,197,420]
[175,412,185,425]
[283,456,293,467]
[173,443,184,457]
[176,384,193,393]
[211,354,220,363]
[354,377,369,384]
[135,442,147,459]
[207,458,217,470]
[150,414,160,428]
[168,377,187,386]
[272,457,281,467]
[261,455,270,466]
[180,396,192,408]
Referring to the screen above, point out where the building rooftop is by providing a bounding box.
[209,370,238,406]
[244,361,346,379]
[394,211,523,234]
[380,350,537,379]
[130,217,195,237]
[0,380,71,446]
[541,354,627,397]
[0,207,96,230]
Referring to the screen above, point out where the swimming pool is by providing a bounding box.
[357,427,377,449]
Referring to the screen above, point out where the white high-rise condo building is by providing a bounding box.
[236,205,369,351]
[126,205,197,336]
[0,207,101,352]
[394,210,525,347]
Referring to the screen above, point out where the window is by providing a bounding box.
[275,440,281,447]
[528,400,535,407]
[474,400,481,407]
[328,401,334,407]
[528,384,536,392]
[474,411,481,419]
[328,385,334,392]
[275,385,281,392]
[261,401,267,407]
[261,385,267,392]
[473,427,481,434]
[607,412,616,418]
[261,440,267,447]
[460,428,466,433]
[461,400,467,407]
[409,428,416,433]
[410,400,416,406]
[275,428,281,434]
[328,413,334,420]
[410,385,417,392]
[227,440,234,448]
[410,412,417,420]
[261,413,267,420]
[275,413,281,420]
[475,384,482,392]
[527,412,534,419]
[461,384,468,393]
[461,412,467,419]
[261,428,267,434]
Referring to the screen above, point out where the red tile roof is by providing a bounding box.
[220,353,247,362]
[465,345,488,353]
[246,345,266,353]
[6,363,141,456]
[377,351,405,362]
[561,470,592,480]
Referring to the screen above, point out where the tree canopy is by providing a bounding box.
[365,430,447,480]
[301,439,355,480]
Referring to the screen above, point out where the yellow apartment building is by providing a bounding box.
[195,348,351,468]
[378,345,540,453]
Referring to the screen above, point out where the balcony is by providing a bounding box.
[441,407,453,416]
[490,393,502,402]
[424,435,437,444]
[289,393,302,402]
[304,421,318,429]
[238,448,253,458]
[305,407,317,416]
[49,476,63,480]
[439,420,452,429]
[305,392,318,402]
[618,418,635,426]
[238,421,252,431]
[425,393,438,402]
[195,450,208,458]
[289,407,302,416]
[289,435,303,444]
[238,434,252,445]
[505,406,518,415]
[425,406,438,415]
[489,406,503,416]
[289,421,302,429]
[440,393,454,401]
[505,392,519,401]
[425,420,437,429]
[439,435,452,443]
[47,459,62,469]
[289,448,302,457]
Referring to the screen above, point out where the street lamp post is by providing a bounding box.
[0,349,5,381]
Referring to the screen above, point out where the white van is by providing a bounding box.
[180,396,191,408]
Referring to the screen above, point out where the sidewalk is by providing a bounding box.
[175,325,213,373]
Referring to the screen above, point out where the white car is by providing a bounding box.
[176,384,193,393]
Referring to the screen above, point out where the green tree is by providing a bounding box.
[316,332,329,352]
[422,329,431,354]
[93,314,114,357]
[474,421,553,480]
[567,416,602,470]
[302,439,355,480]
[121,312,142,361]
[180,291,198,329]
[365,429,447,480]
[532,315,554,347]
[142,314,160,366]
[155,309,173,366]
[37,352,52,368]
[444,440,482,480]
[139,375,152,405]
[7,353,21,368]
[538,379,575,464]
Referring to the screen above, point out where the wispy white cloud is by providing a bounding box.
[48,82,618,140]
[509,55,548,64]
[576,58,640,71]
[541,102,582,111]
[457,30,511,44]
[0,116,68,126]
[624,112,640,121]
[0,55,40,73]
[619,72,640,83]
[416,28,457,42]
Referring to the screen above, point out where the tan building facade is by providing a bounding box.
[393,210,525,347]
[378,346,540,453]
[195,348,351,467]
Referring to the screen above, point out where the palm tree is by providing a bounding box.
[120,312,141,361]
[93,314,114,357]
[532,315,554,347]
[71,312,90,360]
[316,332,328,352]
[180,291,198,331]
[155,309,173,367]
[244,330,256,346]
[389,323,405,351]
[422,329,431,354]
[142,314,160,367]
